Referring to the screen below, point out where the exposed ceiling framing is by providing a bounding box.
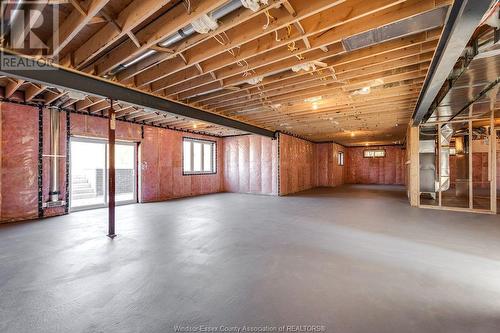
[1,0,488,145]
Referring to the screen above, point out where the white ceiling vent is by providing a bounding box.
[192,14,219,34]
[241,0,268,12]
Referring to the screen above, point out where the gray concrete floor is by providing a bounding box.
[1,185,500,333]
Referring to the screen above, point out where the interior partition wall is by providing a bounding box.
[418,114,497,214]
[70,137,137,211]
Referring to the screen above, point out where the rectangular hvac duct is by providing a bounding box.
[342,7,448,52]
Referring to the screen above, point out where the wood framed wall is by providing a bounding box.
[407,114,498,214]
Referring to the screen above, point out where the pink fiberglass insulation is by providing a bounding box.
[279,134,316,196]
[70,113,142,141]
[70,112,222,202]
[0,102,39,222]
[315,143,345,187]
[140,127,223,202]
[141,126,160,202]
[222,135,278,195]
[345,146,406,185]
[0,102,224,222]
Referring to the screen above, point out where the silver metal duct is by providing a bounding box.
[120,0,243,70]
[342,7,448,52]
[419,138,437,194]
[438,124,453,192]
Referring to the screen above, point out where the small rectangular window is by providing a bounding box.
[338,152,344,166]
[363,149,386,158]
[183,138,216,174]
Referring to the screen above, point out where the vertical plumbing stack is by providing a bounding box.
[44,107,66,208]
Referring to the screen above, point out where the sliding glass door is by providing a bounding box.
[70,138,137,211]
[70,140,107,209]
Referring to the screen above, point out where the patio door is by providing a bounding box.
[70,137,137,211]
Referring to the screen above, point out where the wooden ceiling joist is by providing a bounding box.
[50,0,111,56]
[24,83,47,102]
[0,0,461,143]
[5,79,24,99]
[159,1,448,101]
[70,0,173,68]
[93,0,230,76]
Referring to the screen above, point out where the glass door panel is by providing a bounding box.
[71,138,137,210]
[111,143,136,203]
[70,140,106,209]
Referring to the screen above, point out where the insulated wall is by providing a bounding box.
[71,113,224,203]
[140,127,223,202]
[345,145,406,185]
[279,134,316,195]
[0,102,224,223]
[315,143,345,187]
[223,135,278,195]
[0,102,39,222]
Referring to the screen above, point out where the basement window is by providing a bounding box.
[183,138,216,175]
[363,149,386,158]
[338,152,344,166]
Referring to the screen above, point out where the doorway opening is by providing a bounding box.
[70,137,137,211]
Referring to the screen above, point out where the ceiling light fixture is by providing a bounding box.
[304,96,322,103]
[351,86,371,95]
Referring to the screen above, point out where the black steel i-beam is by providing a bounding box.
[411,0,495,126]
[0,49,276,138]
